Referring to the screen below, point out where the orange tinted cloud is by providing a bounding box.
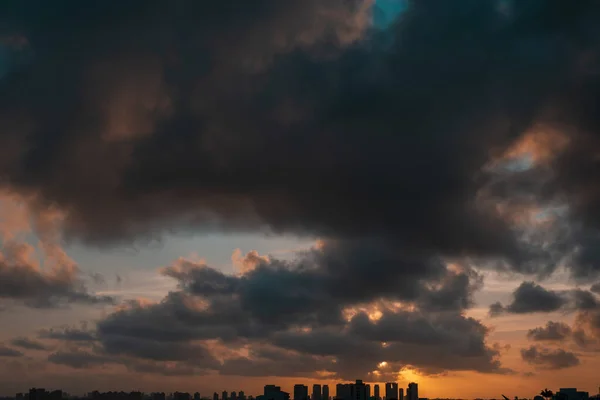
[501,126,570,166]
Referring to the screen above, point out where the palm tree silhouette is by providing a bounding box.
[541,389,554,400]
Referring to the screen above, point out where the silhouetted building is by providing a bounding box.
[356,380,369,400]
[374,385,380,400]
[557,389,589,400]
[240,392,246,400]
[213,393,219,400]
[223,392,228,400]
[194,393,200,400]
[336,380,371,400]
[152,393,166,400]
[323,386,329,400]
[174,393,191,400]
[29,389,48,400]
[406,383,417,400]
[49,391,63,400]
[232,392,237,400]
[336,384,350,400]
[259,386,289,400]
[313,385,322,400]
[294,385,309,400]
[385,384,398,400]
[398,389,404,400]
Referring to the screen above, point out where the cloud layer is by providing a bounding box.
[2,0,600,388]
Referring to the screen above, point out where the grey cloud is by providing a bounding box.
[489,282,567,315]
[10,337,50,351]
[101,335,219,367]
[38,326,97,342]
[47,350,113,369]
[520,345,580,370]
[94,251,504,380]
[0,241,115,308]
[126,361,199,377]
[572,289,600,311]
[490,282,600,316]
[0,345,24,357]
[1,0,596,280]
[219,346,335,378]
[488,302,506,317]
[270,311,503,379]
[527,322,572,341]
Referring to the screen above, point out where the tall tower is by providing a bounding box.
[398,389,404,400]
[223,392,228,400]
[294,385,308,400]
[407,383,417,400]
[323,386,329,400]
[313,385,322,400]
[374,385,380,400]
[354,380,368,400]
[385,383,398,400]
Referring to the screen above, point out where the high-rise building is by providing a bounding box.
[240,392,246,400]
[374,385,380,400]
[223,391,229,400]
[313,385,322,400]
[406,383,417,400]
[336,380,370,400]
[260,386,290,400]
[294,385,309,400]
[398,389,404,400]
[323,386,329,400]
[385,383,398,400]
[29,389,47,400]
[214,393,219,400]
[336,384,350,400]
[355,380,369,400]
[194,393,201,400]
[232,392,238,400]
[174,393,191,400]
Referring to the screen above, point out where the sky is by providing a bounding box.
[1,0,600,398]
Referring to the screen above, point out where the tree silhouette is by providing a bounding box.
[541,389,554,400]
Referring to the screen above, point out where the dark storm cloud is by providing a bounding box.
[219,347,336,379]
[490,282,600,316]
[2,0,598,275]
[38,326,97,342]
[527,321,572,341]
[126,360,199,377]
[161,239,481,324]
[489,282,568,315]
[526,294,600,351]
[0,345,23,357]
[47,350,113,369]
[101,335,219,367]
[591,282,600,294]
[93,252,503,379]
[520,345,580,370]
[10,337,50,351]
